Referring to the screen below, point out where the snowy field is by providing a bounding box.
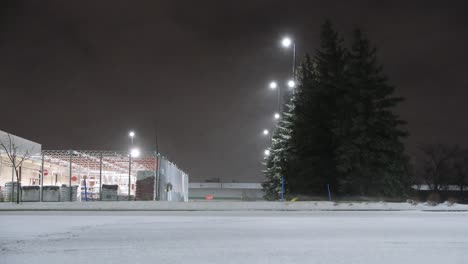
[1,211,467,264]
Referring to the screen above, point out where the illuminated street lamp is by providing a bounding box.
[281,37,292,48]
[130,148,140,158]
[274,113,280,119]
[287,80,295,89]
[269,81,278,89]
[129,131,135,145]
[263,129,269,136]
[128,146,140,201]
[127,131,137,200]
[264,149,271,156]
[269,81,281,113]
[281,37,296,79]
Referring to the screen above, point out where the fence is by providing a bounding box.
[0,150,188,202]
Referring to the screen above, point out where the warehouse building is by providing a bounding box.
[0,130,188,202]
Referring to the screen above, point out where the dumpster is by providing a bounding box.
[101,184,119,201]
[4,182,20,202]
[42,186,60,202]
[60,185,78,202]
[22,186,40,202]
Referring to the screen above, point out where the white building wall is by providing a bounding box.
[189,182,264,200]
[0,130,42,189]
[0,130,41,156]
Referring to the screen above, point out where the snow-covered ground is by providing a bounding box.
[1,211,467,264]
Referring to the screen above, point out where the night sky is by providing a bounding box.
[1,1,467,182]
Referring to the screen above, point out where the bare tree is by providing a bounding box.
[419,144,460,192]
[452,150,468,201]
[0,133,33,203]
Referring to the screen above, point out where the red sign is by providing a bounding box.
[43,169,48,176]
[205,195,214,200]
[71,176,78,182]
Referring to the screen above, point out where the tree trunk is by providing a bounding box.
[16,167,21,204]
[10,167,15,202]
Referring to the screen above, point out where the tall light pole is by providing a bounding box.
[262,128,273,143]
[259,37,298,201]
[129,131,135,146]
[128,130,135,200]
[269,81,280,113]
[281,37,296,79]
[280,37,296,201]
[128,148,141,200]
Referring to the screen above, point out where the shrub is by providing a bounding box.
[446,197,458,206]
[427,192,441,205]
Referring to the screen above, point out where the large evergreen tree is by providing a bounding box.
[262,93,295,200]
[263,21,411,199]
[336,29,411,197]
[288,20,348,196]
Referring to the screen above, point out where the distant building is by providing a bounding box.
[412,184,467,203]
[189,182,264,201]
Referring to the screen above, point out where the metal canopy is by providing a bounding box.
[41,150,159,175]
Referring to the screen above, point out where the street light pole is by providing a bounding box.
[278,37,297,202]
[128,154,132,201]
[277,84,281,113]
[292,42,296,80]
[129,131,135,146]
[128,131,135,201]
[269,81,281,112]
[281,37,296,80]
[128,147,140,201]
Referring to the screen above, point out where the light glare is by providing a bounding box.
[274,113,280,119]
[287,80,295,88]
[263,129,269,135]
[264,149,270,156]
[129,131,135,138]
[130,148,140,158]
[269,81,277,89]
[282,37,292,48]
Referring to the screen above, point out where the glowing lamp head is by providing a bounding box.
[130,148,140,158]
[263,129,269,136]
[129,131,135,138]
[264,149,271,156]
[287,80,295,88]
[274,113,280,119]
[282,37,292,48]
[269,81,278,89]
